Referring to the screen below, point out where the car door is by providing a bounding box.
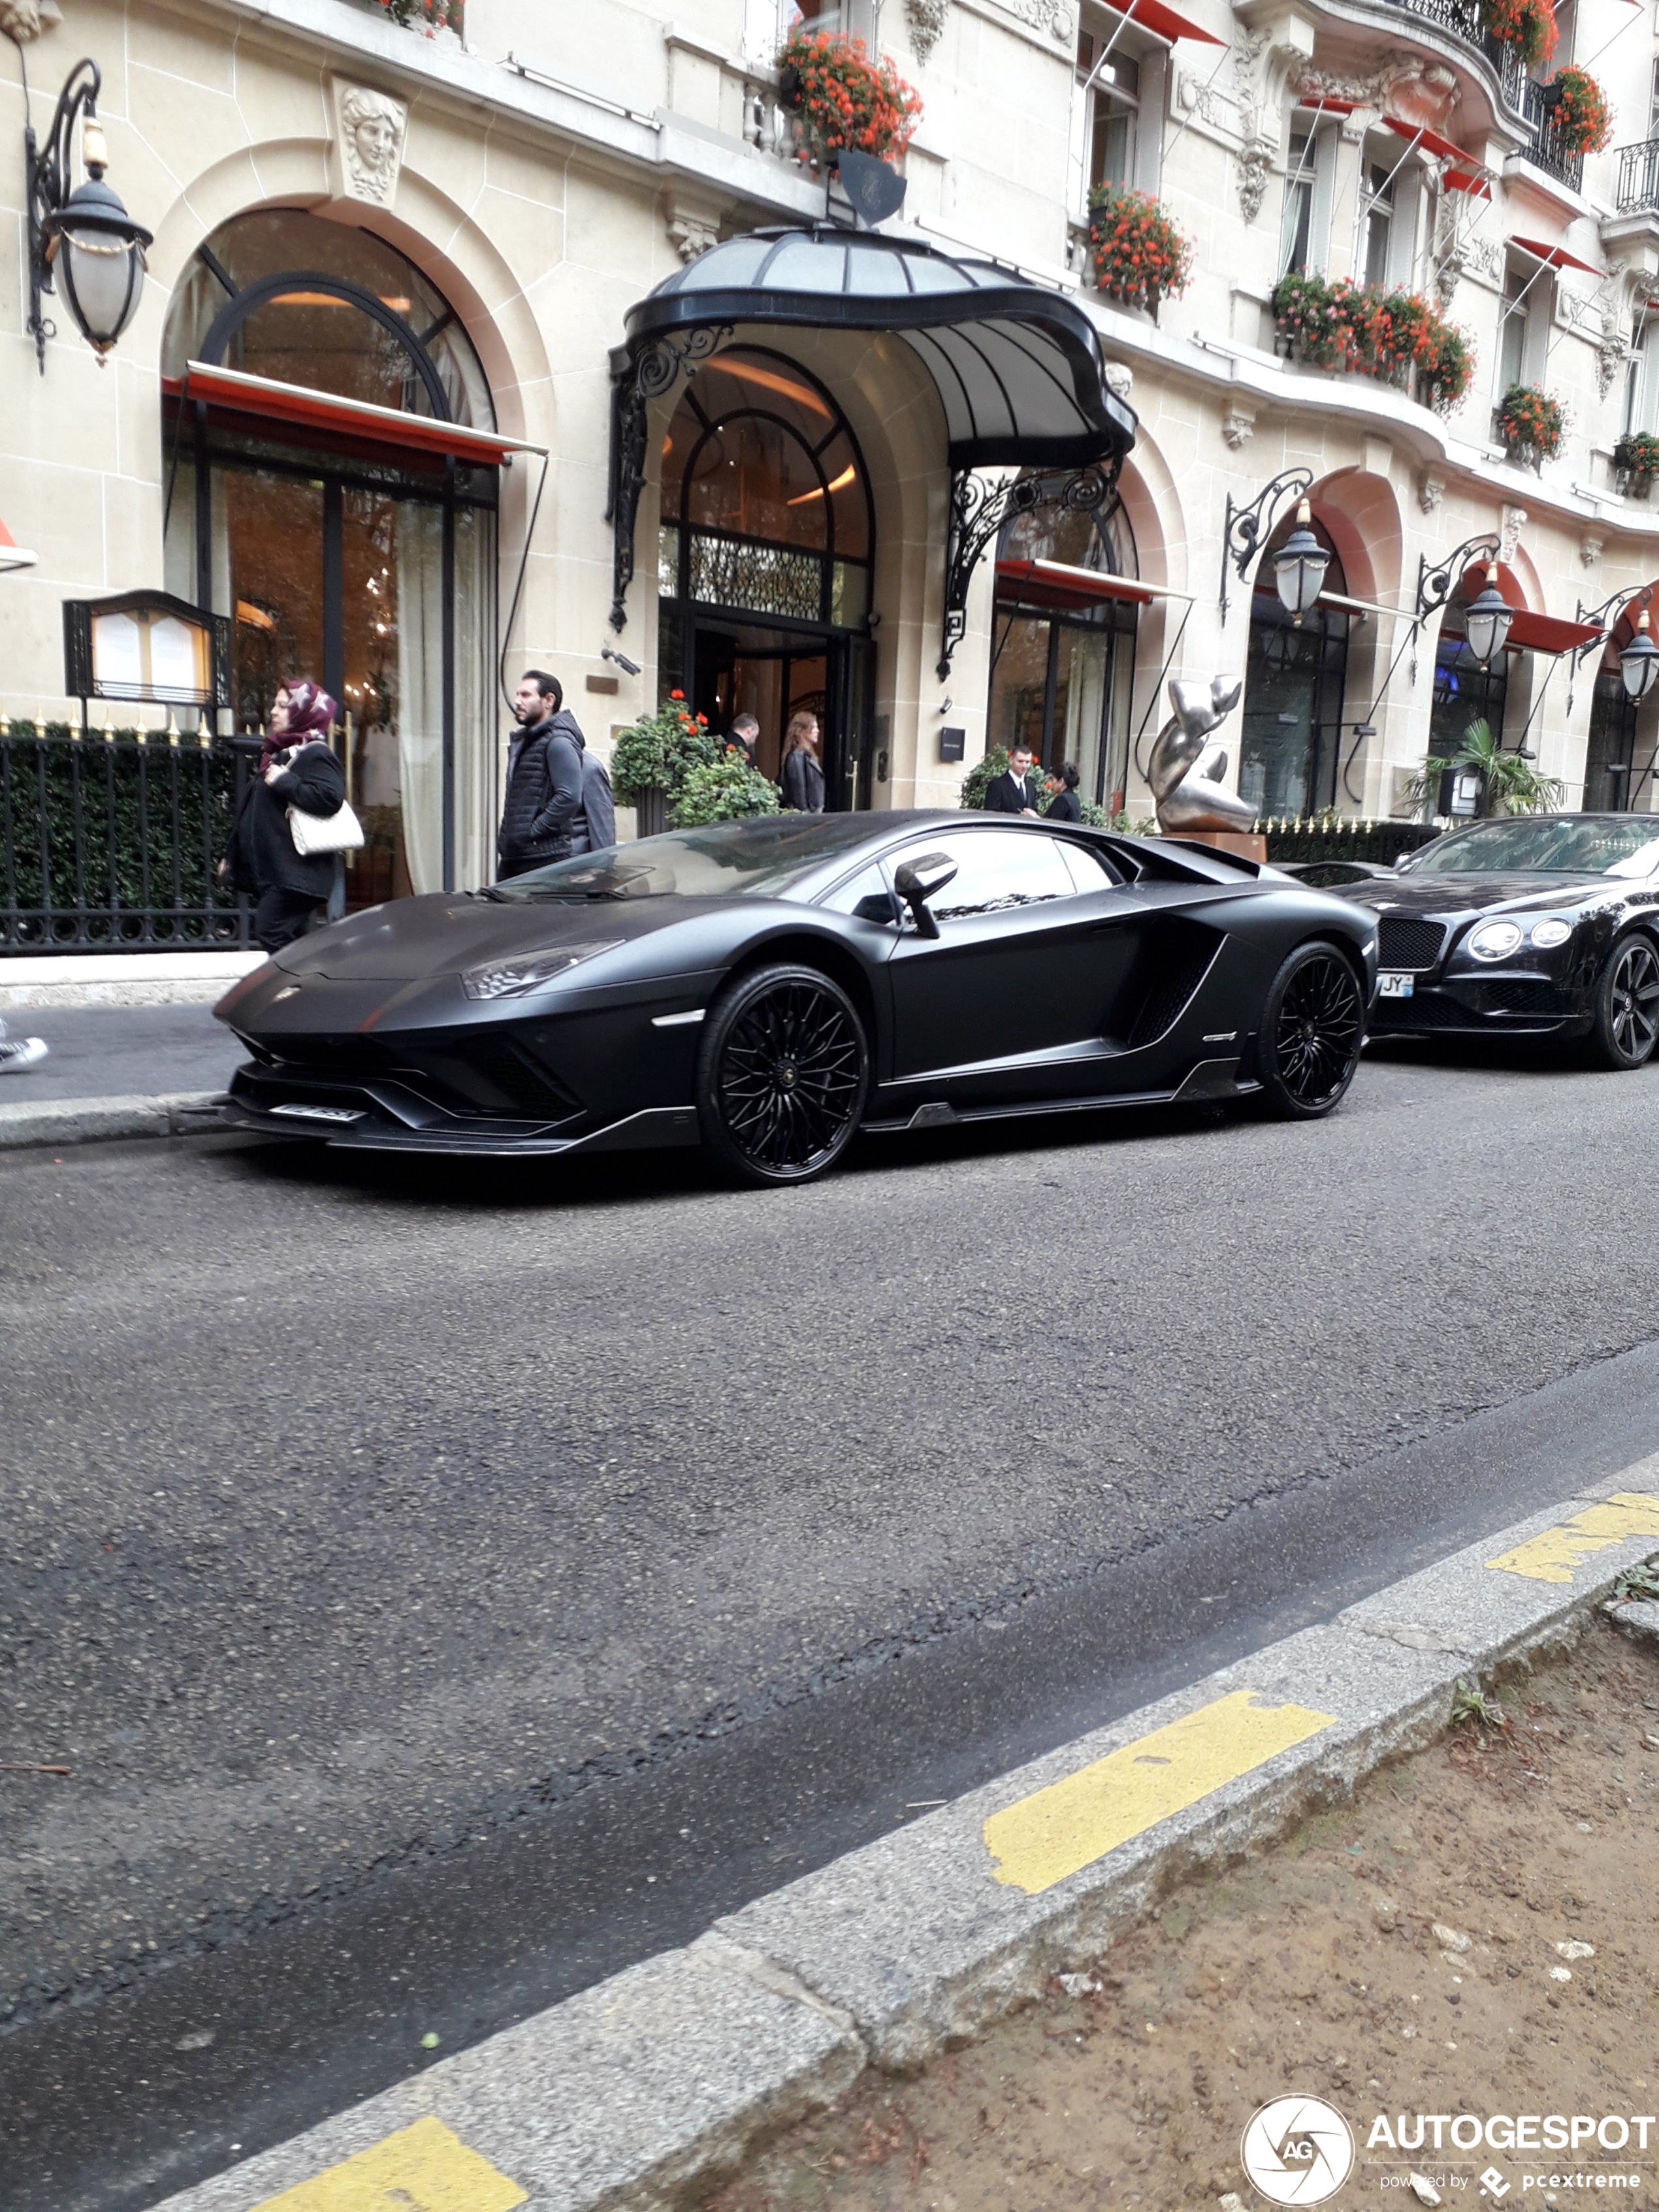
[882,827,1144,1104]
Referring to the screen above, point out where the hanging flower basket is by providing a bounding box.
[1270,274,1474,415]
[1613,430,1659,498]
[1086,187,1194,318]
[776,30,923,162]
[1496,381,1566,468]
[363,0,463,33]
[1478,0,1557,69]
[1551,68,1613,155]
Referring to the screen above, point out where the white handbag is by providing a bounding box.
[276,743,366,856]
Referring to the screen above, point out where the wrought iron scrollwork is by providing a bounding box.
[937,459,1119,679]
[1219,466,1313,621]
[607,323,732,632]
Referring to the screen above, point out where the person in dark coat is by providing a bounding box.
[728,712,761,771]
[498,671,584,878]
[570,747,617,856]
[221,680,347,951]
[1045,761,1084,822]
[779,709,825,812]
[984,744,1041,816]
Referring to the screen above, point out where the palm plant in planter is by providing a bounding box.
[1398,721,1564,819]
[1495,383,1566,470]
[1087,187,1193,318]
[1614,430,1659,500]
[776,29,922,163]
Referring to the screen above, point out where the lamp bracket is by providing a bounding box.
[1570,580,1652,677]
[24,56,102,375]
[1220,466,1313,619]
[937,458,1119,680]
[606,322,732,632]
[1415,533,1502,624]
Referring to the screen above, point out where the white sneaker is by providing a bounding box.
[0,1036,48,1072]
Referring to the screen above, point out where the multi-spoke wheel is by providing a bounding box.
[696,963,869,1187]
[1591,933,1659,1070]
[1257,940,1364,1119]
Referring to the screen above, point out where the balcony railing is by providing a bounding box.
[1381,0,1529,116]
[1616,135,1659,212]
[1517,78,1585,191]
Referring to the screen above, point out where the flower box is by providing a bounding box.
[1269,274,1474,416]
[776,29,922,163]
[361,0,463,34]
[1479,0,1556,69]
[1086,189,1193,319]
[1551,69,1613,157]
[1613,432,1659,500]
[1495,382,1566,470]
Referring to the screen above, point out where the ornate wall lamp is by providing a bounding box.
[1573,583,1659,706]
[1415,534,1510,671]
[1219,467,1325,622]
[24,59,152,372]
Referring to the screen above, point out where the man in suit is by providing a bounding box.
[984,744,1041,816]
[728,712,762,771]
[498,670,584,878]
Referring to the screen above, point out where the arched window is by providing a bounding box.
[161,211,498,901]
[1428,568,1511,816]
[656,347,875,803]
[987,470,1139,812]
[1240,509,1349,818]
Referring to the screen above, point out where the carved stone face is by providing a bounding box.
[0,0,44,41]
[352,110,397,174]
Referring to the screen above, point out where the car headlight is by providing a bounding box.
[460,943,622,1000]
[1468,920,1524,962]
[1530,917,1572,949]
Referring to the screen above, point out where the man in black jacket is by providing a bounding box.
[498,671,585,878]
[984,744,1041,816]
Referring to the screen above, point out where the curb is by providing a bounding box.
[0,1092,227,1150]
[148,1470,1659,2212]
[0,950,265,1011]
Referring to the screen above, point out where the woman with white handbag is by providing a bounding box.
[219,681,362,950]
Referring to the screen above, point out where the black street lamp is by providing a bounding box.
[1415,534,1510,671]
[1272,499,1331,627]
[1462,580,1514,671]
[1621,608,1659,706]
[25,59,152,372]
[1220,466,1316,622]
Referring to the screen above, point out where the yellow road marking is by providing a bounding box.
[982,1689,1337,1897]
[1486,1492,1659,1585]
[252,2117,527,2212]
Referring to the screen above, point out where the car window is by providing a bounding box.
[820,862,901,925]
[892,831,1082,921]
[1403,818,1659,876]
[1054,839,1119,891]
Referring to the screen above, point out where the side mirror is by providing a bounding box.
[1394,852,1410,873]
[893,852,958,939]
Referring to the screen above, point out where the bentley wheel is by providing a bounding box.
[1257,940,1364,1119]
[1591,933,1659,1070]
[697,963,869,1187]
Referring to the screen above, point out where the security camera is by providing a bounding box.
[602,646,642,677]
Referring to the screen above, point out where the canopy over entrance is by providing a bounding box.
[609,224,1138,641]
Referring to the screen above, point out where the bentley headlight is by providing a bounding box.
[460,943,622,1000]
[1468,920,1524,962]
[1530,917,1572,949]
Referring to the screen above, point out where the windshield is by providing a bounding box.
[1404,818,1659,877]
[488,816,880,901]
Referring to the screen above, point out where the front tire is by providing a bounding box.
[1256,940,1364,1119]
[1590,933,1659,1070]
[696,963,869,1187]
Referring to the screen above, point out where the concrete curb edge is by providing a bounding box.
[0,1093,228,1149]
[146,1469,1659,2212]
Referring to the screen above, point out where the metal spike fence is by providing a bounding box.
[1253,815,1443,867]
[1,720,254,952]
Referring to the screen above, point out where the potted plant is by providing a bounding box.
[1271,272,1357,370]
[1478,0,1557,68]
[1087,187,1193,319]
[669,752,782,828]
[1495,382,1566,469]
[1613,429,1659,498]
[776,29,922,163]
[364,0,463,32]
[609,692,720,835]
[1415,319,1475,417]
[1550,67,1613,155]
[1268,275,1474,413]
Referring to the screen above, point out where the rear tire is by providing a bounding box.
[1256,940,1364,1119]
[1590,933,1659,1070]
[696,963,869,1187]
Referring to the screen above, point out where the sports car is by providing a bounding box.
[214,813,1378,1186]
[1330,813,1659,1068]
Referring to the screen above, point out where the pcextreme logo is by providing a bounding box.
[1241,2096,1358,2205]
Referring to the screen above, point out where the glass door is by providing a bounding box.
[689,619,856,806]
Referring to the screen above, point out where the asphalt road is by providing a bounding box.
[6,1040,1659,2211]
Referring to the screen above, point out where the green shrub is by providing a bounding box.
[669,752,782,828]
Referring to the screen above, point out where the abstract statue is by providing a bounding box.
[1147,676,1255,834]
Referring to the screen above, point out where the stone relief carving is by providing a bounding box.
[0,0,44,39]
[1176,65,1232,131]
[332,82,408,206]
[905,0,950,61]
[1498,505,1526,564]
[1221,404,1257,450]
[985,0,1072,43]
[1103,361,1133,401]
[665,193,722,263]
[1419,469,1446,515]
[1581,534,1604,569]
[1291,53,1458,123]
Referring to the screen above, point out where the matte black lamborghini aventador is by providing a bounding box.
[214,813,1379,1186]
[1333,813,1659,1067]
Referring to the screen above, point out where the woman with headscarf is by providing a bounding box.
[779,708,825,813]
[220,680,348,950]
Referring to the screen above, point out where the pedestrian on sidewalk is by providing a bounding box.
[219,681,347,952]
[0,1017,48,1072]
[570,745,617,856]
[498,671,585,878]
[779,709,825,812]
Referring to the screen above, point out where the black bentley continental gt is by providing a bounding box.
[214,813,1378,1186]
[1333,813,1659,1066]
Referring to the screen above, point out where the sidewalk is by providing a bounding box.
[0,1002,244,1104]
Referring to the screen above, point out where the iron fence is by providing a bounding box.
[1616,135,1659,212]
[1517,78,1584,191]
[1381,0,1530,115]
[1255,818,1444,865]
[1,721,254,952]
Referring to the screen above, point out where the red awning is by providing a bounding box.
[169,361,543,464]
[1099,0,1226,44]
[995,558,1175,609]
[0,515,37,573]
[1460,560,1602,656]
[1511,234,1602,277]
[1297,95,1357,114]
[1379,114,1492,195]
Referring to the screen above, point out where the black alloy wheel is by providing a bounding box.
[1591,933,1659,1070]
[1257,940,1365,1119]
[697,962,869,1187]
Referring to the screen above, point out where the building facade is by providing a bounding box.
[5,0,1659,944]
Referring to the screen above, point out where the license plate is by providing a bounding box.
[1377,972,1415,999]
